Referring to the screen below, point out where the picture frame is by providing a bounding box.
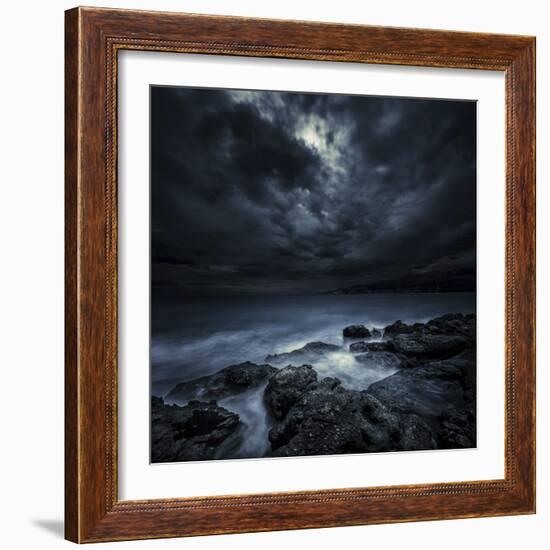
[65,6,536,543]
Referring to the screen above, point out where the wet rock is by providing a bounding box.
[354,351,404,370]
[343,325,372,339]
[426,313,476,347]
[267,373,436,457]
[365,349,476,449]
[371,328,383,339]
[381,314,475,360]
[438,407,476,448]
[385,313,474,340]
[349,341,392,353]
[151,397,241,462]
[166,362,277,404]
[265,341,340,366]
[398,414,438,450]
[383,320,415,338]
[264,365,318,420]
[366,350,475,422]
[390,333,468,359]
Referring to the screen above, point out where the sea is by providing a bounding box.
[151,292,475,395]
[151,292,475,459]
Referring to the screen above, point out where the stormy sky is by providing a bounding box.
[151,86,476,297]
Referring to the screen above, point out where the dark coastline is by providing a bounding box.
[151,312,476,463]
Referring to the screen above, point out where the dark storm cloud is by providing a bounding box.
[151,86,476,296]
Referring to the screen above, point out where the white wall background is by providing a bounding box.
[0,1,546,548]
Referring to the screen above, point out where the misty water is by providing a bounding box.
[152,292,475,459]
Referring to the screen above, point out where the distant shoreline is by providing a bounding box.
[320,288,475,296]
[153,289,476,300]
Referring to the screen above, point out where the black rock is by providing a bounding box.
[426,313,476,346]
[438,407,476,449]
[151,397,241,462]
[381,313,475,360]
[266,370,436,457]
[268,381,394,456]
[264,364,318,420]
[349,341,369,353]
[349,341,392,353]
[383,320,414,338]
[390,333,468,359]
[366,350,476,423]
[384,314,475,339]
[265,341,340,366]
[365,348,476,450]
[354,351,404,370]
[166,362,277,404]
[398,413,438,450]
[371,328,383,339]
[343,325,372,339]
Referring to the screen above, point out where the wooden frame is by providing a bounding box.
[65,6,536,543]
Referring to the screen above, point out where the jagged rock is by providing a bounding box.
[438,407,476,448]
[381,314,475,360]
[350,341,392,353]
[354,351,404,370]
[349,341,368,353]
[384,314,475,339]
[264,364,318,420]
[383,320,415,338]
[427,313,476,339]
[266,372,436,457]
[151,397,241,462]
[390,333,468,359]
[265,341,340,366]
[371,328,383,339]
[366,350,475,422]
[398,414,438,450]
[166,362,276,404]
[343,325,372,339]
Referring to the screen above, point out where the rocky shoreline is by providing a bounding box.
[151,313,476,462]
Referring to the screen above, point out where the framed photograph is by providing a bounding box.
[65,7,536,543]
